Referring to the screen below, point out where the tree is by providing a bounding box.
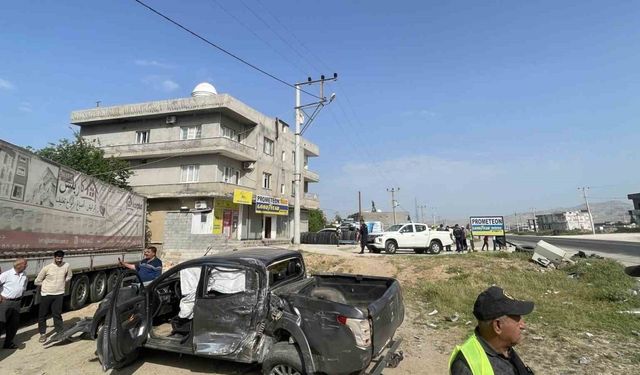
[32,134,133,189]
[308,209,327,232]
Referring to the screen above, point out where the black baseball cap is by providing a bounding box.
[625,265,640,277]
[54,250,65,258]
[473,286,534,321]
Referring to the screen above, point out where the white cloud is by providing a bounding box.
[0,78,14,90]
[18,102,32,112]
[161,80,180,92]
[142,76,180,93]
[134,59,173,69]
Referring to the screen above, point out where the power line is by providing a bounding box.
[131,0,321,99]
[208,0,309,76]
[238,0,323,75]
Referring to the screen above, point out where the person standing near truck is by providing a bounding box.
[119,246,163,283]
[0,258,28,349]
[358,220,369,254]
[35,250,72,343]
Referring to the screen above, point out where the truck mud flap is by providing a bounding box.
[367,338,403,375]
[45,318,93,347]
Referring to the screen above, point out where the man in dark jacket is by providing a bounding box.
[453,224,465,252]
[358,220,369,254]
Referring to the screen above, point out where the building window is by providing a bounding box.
[280,184,285,195]
[180,165,199,183]
[136,130,150,144]
[281,151,286,162]
[291,181,295,197]
[263,137,274,156]
[262,172,271,189]
[304,155,309,170]
[222,166,238,184]
[16,166,26,177]
[180,125,202,140]
[222,125,236,140]
[292,151,296,166]
[12,184,24,200]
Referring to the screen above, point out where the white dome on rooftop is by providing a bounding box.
[191,82,218,97]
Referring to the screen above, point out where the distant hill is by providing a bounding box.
[503,200,633,225]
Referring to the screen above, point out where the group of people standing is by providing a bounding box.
[437,223,506,252]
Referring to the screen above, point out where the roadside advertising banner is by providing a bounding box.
[213,198,238,235]
[232,189,253,205]
[255,194,289,216]
[470,216,505,236]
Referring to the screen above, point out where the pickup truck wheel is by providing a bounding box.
[67,275,90,310]
[90,272,108,303]
[263,342,304,375]
[385,240,398,254]
[429,240,442,254]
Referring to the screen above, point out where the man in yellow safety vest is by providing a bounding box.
[449,286,535,375]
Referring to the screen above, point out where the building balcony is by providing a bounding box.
[302,193,320,209]
[133,181,252,199]
[303,168,320,182]
[100,137,257,162]
[302,141,319,157]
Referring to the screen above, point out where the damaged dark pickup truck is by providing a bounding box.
[67,248,405,374]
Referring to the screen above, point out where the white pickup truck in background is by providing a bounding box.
[371,223,454,254]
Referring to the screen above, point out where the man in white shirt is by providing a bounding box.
[0,258,28,349]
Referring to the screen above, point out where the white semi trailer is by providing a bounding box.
[0,139,146,311]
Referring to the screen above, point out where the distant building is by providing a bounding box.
[628,193,640,224]
[71,82,319,257]
[536,210,592,231]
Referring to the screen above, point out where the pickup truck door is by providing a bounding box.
[98,270,148,371]
[414,224,430,247]
[399,224,417,247]
[192,264,262,359]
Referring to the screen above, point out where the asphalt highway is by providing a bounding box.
[507,235,640,259]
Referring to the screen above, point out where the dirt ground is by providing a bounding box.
[1,245,638,374]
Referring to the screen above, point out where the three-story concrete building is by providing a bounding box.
[71,83,319,257]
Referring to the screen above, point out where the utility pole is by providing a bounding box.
[579,186,596,234]
[358,191,362,221]
[387,187,400,224]
[294,73,337,245]
[418,204,427,223]
[414,197,418,225]
[514,212,519,232]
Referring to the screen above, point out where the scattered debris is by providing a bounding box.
[413,335,420,340]
[428,309,438,316]
[445,313,459,322]
[531,240,574,268]
[465,321,473,325]
[584,332,594,339]
[531,335,544,341]
[631,330,640,337]
[617,309,640,315]
[578,356,591,365]
[427,323,438,329]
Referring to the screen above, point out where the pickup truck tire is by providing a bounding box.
[262,342,304,375]
[90,272,108,303]
[67,275,90,310]
[429,240,442,254]
[385,240,398,254]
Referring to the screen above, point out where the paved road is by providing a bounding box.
[507,235,640,265]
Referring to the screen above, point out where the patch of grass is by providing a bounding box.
[406,253,640,337]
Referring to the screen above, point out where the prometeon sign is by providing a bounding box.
[255,195,289,216]
[470,216,505,236]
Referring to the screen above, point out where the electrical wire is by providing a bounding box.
[132,0,322,99]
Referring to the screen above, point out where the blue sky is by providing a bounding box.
[1,1,638,221]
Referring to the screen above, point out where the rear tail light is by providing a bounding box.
[337,315,371,349]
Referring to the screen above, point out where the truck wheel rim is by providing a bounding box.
[96,276,106,295]
[270,365,301,375]
[77,282,88,303]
